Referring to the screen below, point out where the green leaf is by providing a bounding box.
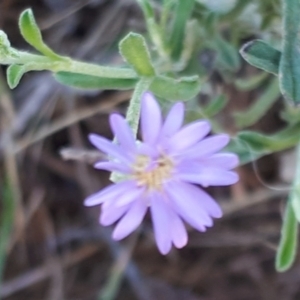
[214,35,240,71]
[229,122,300,164]
[170,0,195,60]
[19,9,66,60]
[221,0,251,20]
[150,75,202,100]
[176,20,199,71]
[203,12,218,36]
[0,179,15,287]
[291,185,300,224]
[234,78,280,128]
[276,200,298,272]
[6,63,40,88]
[290,145,300,223]
[240,40,281,75]
[234,72,269,91]
[199,0,238,14]
[136,0,155,18]
[119,33,155,77]
[279,0,300,104]
[6,64,26,89]
[281,104,300,124]
[202,94,228,117]
[54,72,137,90]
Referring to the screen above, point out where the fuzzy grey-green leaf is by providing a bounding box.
[54,72,138,90]
[228,122,300,164]
[6,65,26,89]
[119,33,155,76]
[276,200,298,272]
[0,179,15,287]
[170,0,195,60]
[234,72,269,91]
[279,0,300,104]
[215,35,240,71]
[240,40,281,75]
[202,94,228,117]
[19,9,65,60]
[150,75,202,100]
[234,78,280,128]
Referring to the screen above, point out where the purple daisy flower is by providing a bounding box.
[85,92,239,254]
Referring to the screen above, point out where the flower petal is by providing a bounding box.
[184,134,230,159]
[112,200,147,240]
[165,181,213,230]
[89,134,132,164]
[198,153,239,169]
[150,193,172,254]
[170,212,188,248]
[100,204,131,226]
[94,161,131,173]
[161,102,184,137]
[178,168,239,187]
[173,182,222,218]
[137,142,158,157]
[167,121,211,153]
[109,114,136,152]
[114,186,145,207]
[84,180,137,207]
[141,92,162,145]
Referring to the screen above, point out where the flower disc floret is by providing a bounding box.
[133,154,174,191]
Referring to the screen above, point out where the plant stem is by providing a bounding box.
[125,77,153,136]
[110,77,152,183]
[1,50,138,79]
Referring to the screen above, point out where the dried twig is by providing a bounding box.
[0,72,26,252]
[60,148,105,165]
[0,245,101,298]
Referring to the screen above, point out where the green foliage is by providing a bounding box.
[291,186,300,224]
[19,9,67,61]
[279,0,300,104]
[119,33,155,77]
[234,78,280,128]
[198,0,238,14]
[214,35,240,71]
[0,180,15,287]
[234,72,268,91]
[202,94,228,117]
[54,72,201,101]
[136,0,155,18]
[281,104,300,124]
[54,72,138,90]
[170,0,195,60]
[150,75,202,100]
[276,200,298,272]
[230,122,300,164]
[240,40,280,75]
[6,64,27,89]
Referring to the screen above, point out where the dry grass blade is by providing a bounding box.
[14,91,131,154]
[0,245,101,298]
[0,73,26,253]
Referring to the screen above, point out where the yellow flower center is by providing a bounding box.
[133,154,174,191]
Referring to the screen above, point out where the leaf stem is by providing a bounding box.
[125,77,153,136]
[1,50,138,79]
[290,143,300,222]
[110,77,153,182]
